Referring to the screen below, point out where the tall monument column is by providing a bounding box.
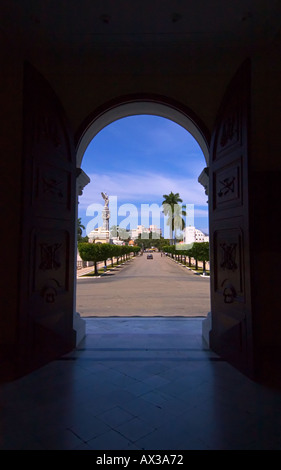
[101,192,110,242]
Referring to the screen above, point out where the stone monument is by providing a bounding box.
[101,191,110,233]
[88,192,110,243]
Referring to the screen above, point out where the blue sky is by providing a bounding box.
[78,115,209,236]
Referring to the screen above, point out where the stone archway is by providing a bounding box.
[17,61,254,383]
[76,95,210,169]
[75,60,253,382]
[75,94,211,343]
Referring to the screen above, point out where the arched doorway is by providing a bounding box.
[74,96,212,349]
[74,63,254,380]
[19,61,253,383]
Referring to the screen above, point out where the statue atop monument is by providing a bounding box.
[101,192,110,232]
[101,191,109,207]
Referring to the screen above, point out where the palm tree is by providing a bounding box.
[162,192,186,244]
[77,217,85,241]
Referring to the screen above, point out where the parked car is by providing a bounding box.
[147,254,153,259]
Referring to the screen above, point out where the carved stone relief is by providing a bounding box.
[218,176,235,198]
[213,161,241,210]
[33,165,70,209]
[31,111,70,160]
[42,175,64,199]
[40,279,61,304]
[221,279,237,304]
[220,242,238,271]
[32,230,69,302]
[214,228,244,303]
[214,96,242,160]
[20,63,76,361]
[219,114,239,148]
[39,243,62,271]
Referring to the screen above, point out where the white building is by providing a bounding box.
[149,225,162,237]
[130,225,161,240]
[183,226,209,244]
[131,225,148,239]
[88,227,110,243]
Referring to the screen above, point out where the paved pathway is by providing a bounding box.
[76,252,210,317]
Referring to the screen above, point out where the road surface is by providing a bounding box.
[76,252,210,317]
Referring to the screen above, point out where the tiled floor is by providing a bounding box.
[1,317,281,450]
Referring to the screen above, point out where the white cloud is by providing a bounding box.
[194,207,209,217]
[79,171,208,209]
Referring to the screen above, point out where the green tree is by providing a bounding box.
[185,247,193,267]
[78,242,103,275]
[108,244,118,267]
[99,244,113,269]
[132,246,141,256]
[193,242,210,272]
[77,218,86,242]
[110,225,118,238]
[189,242,209,271]
[153,235,169,251]
[162,244,176,258]
[190,243,199,270]
[112,244,122,265]
[110,225,131,241]
[177,244,192,265]
[162,192,186,244]
[79,235,89,243]
[135,232,165,251]
[119,228,131,241]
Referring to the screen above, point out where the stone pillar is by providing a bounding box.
[74,168,90,345]
[198,167,211,347]
[198,167,209,200]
